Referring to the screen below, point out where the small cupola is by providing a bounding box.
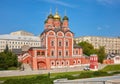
[63,16,69,21]
[54,9,61,20]
[48,14,54,19]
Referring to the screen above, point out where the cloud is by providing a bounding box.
[96,0,120,5]
[97,25,110,31]
[97,26,102,30]
[40,0,76,8]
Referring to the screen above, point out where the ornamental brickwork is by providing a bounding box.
[20,10,97,70]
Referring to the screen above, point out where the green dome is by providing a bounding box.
[63,16,69,21]
[48,14,54,19]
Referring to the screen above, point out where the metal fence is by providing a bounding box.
[54,79,120,84]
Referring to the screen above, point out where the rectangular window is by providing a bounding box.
[76,50,78,55]
[41,51,45,56]
[59,41,62,46]
[58,51,62,56]
[51,40,54,46]
[66,41,68,47]
[66,51,69,56]
[51,50,54,56]
[37,51,40,55]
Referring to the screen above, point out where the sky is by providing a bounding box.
[0,0,120,37]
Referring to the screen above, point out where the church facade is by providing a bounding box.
[21,10,91,70]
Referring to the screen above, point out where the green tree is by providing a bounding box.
[78,41,106,63]
[0,47,18,70]
[4,44,9,53]
[97,46,106,63]
[78,41,96,56]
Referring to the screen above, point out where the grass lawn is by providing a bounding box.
[0,64,120,84]
[102,64,120,72]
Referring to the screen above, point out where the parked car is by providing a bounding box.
[83,66,90,71]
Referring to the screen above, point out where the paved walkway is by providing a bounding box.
[0,64,107,77]
[54,75,120,84]
[0,66,84,77]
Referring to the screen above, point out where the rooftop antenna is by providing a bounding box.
[50,7,52,14]
[64,8,67,16]
[55,7,58,14]
[45,12,48,19]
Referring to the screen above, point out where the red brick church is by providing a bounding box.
[20,10,97,70]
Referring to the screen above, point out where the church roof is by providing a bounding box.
[63,16,69,21]
[29,47,46,50]
[48,14,54,19]
[73,44,82,48]
[0,34,40,41]
[40,28,74,36]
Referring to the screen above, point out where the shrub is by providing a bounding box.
[93,71,109,76]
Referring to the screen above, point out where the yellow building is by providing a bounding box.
[74,36,120,54]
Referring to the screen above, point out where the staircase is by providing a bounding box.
[98,64,107,70]
[21,63,32,71]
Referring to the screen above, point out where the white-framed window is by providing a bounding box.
[61,61,64,65]
[51,40,54,46]
[65,50,69,56]
[58,50,62,56]
[58,40,62,47]
[51,50,54,56]
[65,40,69,47]
[56,61,60,65]
[66,60,69,65]
[51,61,55,66]
[73,60,76,64]
[77,60,81,64]
[76,50,78,55]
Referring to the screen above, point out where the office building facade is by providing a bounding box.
[75,36,120,54]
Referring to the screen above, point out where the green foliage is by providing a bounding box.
[3,75,53,84]
[78,71,94,78]
[4,44,9,53]
[78,41,106,63]
[8,67,18,70]
[93,71,108,76]
[78,41,96,56]
[0,49,18,70]
[97,46,106,63]
[102,64,120,72]
[2,65,120,84]
[54,74,75,80]
[2,71,112,84]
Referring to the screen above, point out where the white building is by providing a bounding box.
[113,55,120,64]
[10,30,34,36]
[74,36,120,54]
[0,31,41,52]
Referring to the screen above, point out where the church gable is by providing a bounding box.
[57,31,64,37]
[47,30,55,36]
[65,32,73,37]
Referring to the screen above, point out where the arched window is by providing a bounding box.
[76,50,78,55]
[73,60,76,64]
[58,51,62,56]
[66,50,69,56]
[51,50,54,56]
[52,62,54,65]
[62,62,64,65]
[78,60,81,64]
[59,41,62,46]
[56,61,60,65]
[51,61,55,65]
[51,40,54,46]
[66,40,69,47]
[37,51,40,55]
[41,51,45,56]
[66,61,69,65]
